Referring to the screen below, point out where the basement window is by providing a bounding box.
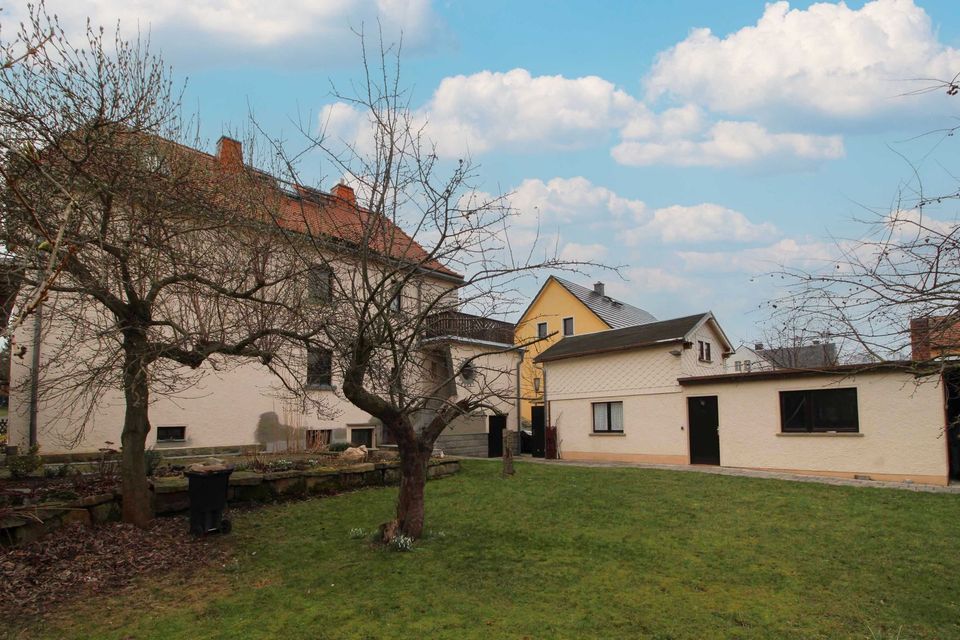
[351,427,374,448]
[780,388,859,433]
[156,426,186,442]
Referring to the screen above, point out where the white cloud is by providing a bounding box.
[645,0,960,122]
[420,69,641,156]
[627,203,778,244]
[5,0,446,66]
[560,242,608,262]
[506,177,647,227]
[612,120,844,167]
[606,267,694,295]
[678,238,837,273]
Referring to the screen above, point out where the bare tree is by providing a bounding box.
[0,9,319,526]
[259,36,599,540]
[772,80,960,369]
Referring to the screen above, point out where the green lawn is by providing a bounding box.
[20,460,960,639]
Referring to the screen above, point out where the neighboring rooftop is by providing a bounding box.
[535,312,710,363]
[552,277,656,329]
[758,343,838,369]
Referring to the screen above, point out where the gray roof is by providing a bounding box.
[553,277,656,328]
[535,313,710,363]
[758,343,838,369]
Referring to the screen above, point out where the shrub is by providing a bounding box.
[348,527,366,539]
[328,442,351,452]
[8,444,43,479]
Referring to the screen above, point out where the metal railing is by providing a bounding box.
[424,311,514,346]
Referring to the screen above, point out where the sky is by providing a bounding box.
[5,0,960,343]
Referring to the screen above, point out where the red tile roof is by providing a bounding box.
[180,135,462,280]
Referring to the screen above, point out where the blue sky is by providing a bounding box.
[9,0,960,342]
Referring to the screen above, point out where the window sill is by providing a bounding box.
[306,384,337,391]
[776,432,863,437]
[590,432,626,437]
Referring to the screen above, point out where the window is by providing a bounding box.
[744,361,752,372]
[780,388,859,433]
[306,429,332,449]
[389,284,403,312]
[735,361,742,372]
[351,427,374,448]
[307,266,333,302]
[592,401,624,433]
[698,340,712,362]
[563,317,574,337]
[307,347,333,387]
[156,426,186,442]
[537,322,548,339]
[461,362,476,382]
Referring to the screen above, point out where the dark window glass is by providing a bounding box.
[389,283,403,312]
[308,266,332,302]
[537,322,548,339]
[307,347,333,386]
[779,388,859,433]
[351,428,374,447]
[563,317,574,336]
[157,426,186,442]
[698,341,712,362]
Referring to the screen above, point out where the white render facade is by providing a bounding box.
[540,314,952,486]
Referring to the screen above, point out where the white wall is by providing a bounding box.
[9,310,519,455]
[542,321,949,484]
[683,371,949,484]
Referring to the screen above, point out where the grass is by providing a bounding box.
[16,460,960,640]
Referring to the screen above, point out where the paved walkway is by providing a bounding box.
[514,457,960,494]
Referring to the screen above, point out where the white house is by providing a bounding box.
[6,138,521,460]
[536,313,954,486]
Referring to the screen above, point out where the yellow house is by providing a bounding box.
[515,276,656,422]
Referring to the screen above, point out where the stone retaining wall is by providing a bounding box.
[0,457,461,546]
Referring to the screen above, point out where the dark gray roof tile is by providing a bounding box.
[535,313,710,363]
[553,277,656,328]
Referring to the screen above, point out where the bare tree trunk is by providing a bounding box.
[502,428,515,478]
[394,438,430,539]
[120,341,152,527]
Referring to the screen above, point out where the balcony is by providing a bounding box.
[424,311,515,346]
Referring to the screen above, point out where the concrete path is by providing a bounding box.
[512,456,960,494]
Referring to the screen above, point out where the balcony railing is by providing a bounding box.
[424,311,515,346]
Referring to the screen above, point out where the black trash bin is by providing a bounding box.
[184,464,234,536]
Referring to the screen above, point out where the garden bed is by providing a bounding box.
[0,456,461,546]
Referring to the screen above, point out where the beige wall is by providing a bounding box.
[684,372,948,484]
[543,322,949,484]
[9,307,519,455]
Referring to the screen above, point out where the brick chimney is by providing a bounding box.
[754,342,763,351]
[593,282,605,296]
[911,317,932,361]
[331,183,356,206]
[216,136,243,171]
